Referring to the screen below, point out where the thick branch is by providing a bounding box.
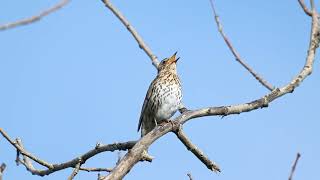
[174,126,220,172]
[288,153,301,180]
[0,128,136,177]
[209,0,274,91]
[101,0,160,68]
[103,6,319,179]
[0,0,69,31]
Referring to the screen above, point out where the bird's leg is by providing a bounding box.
[158,119,171,126]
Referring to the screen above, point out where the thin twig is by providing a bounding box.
[288,153,301,180]
[80,167,112,172]
[174,126,220,172]
[298,0,312,16]
[0,163,6,180]
[0,128,136,177]
[0,164,5,173]
[0,0,70,31]
[187,173,193,180]
[0,128,53,169]
[209,0,274,91]
[101,0,159,69]
[15,145,20,166]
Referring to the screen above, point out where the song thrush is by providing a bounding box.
[138,52,183,137]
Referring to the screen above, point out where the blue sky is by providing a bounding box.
[1,0,319,179]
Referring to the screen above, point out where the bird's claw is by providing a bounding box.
[158,119,176,128]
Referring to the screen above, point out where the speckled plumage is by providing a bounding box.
[138,52,182,137]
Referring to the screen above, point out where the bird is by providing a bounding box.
[138,52,183,137]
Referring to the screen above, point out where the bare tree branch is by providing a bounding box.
[101,0,160,69]
[0,129,53,169]
[15,138,39,173]
[68,159,81,180]
[102,4,320,178]
[0,164,6,173]
[0,128,136,177]
[187,173,193,180]
[209,0,274,91]
[80,167,112,172]
[298,0,313,16]
[174,126,220,172]
[0,163,6,180]
[0,0,70,31]
[288,153,301,180]
[1,1,318,179]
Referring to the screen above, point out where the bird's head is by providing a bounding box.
[158,52,180,73]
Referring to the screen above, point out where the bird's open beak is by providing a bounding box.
[167,51,179,64]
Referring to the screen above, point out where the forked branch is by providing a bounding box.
[209,0,274,91]
[0,128,135,177]
[298,0,313,16]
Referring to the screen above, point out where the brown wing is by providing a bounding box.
[137,78,157,132]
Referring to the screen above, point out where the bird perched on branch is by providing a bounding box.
[138,52,183,137]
